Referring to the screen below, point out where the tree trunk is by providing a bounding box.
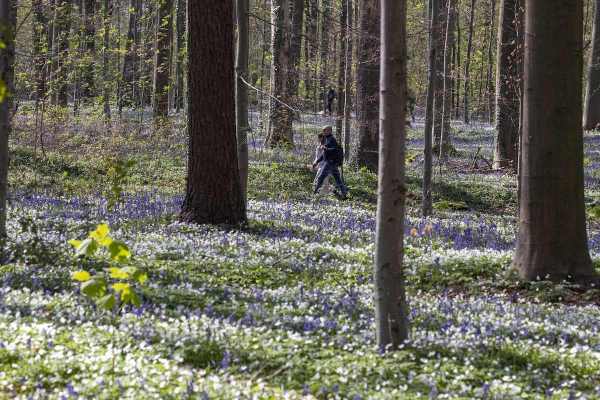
[584,0,600,130]
[174,0,186,112]
[267,0,293,147]
[336,0,348,139]
[153,0,174,119]
[82,0,96,99]
[55,0,72,107]
[32,0,48,102]
[439,0,455,159]
[121,0,141,110]
[288,0,304,99]
[514,0,596,283]
[356,0,380,171]
[236,0,249,211]
[181,0,245,225]
[375,0,409,350]
[305,0,318,110]
[319,0,331,111]
[486,0,496,123]
[0,0,15,238]
[342,0,353,160]
[493,0,523,169]
[102,0,111,121]
[463,0,476,124]
[423,0,439,216]
[432,0,447,149]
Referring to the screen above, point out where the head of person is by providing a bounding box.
[322,126,333,136]
[317,132,324,143]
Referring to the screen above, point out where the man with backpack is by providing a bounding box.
[312,126,348,199]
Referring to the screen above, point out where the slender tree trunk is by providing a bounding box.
[174,0,186,112]
[439,0,455,159]
[336,0,348,138]
[267,0,294,146]
[423,0,439,216]
[55,0,72,107]
[102,0,111,121]
[584,0,600,130]
[463,0,476,124]
[32,0,49,102]
[121,0,141,111]
[289,0,304,99]
[493,0,523,169]
[514,0,596,283]
[486,0,496,123]
[343,0,353,159]
[375,0,409,350]
[432,0,446,148]
[82,0,96,99]
[319,0,331,111]
[181,0,245,225]
[0,0,15,238]
[236,0,249,211]
[153,0,174,119]
[356,0,380,171]
[305,0,318,109]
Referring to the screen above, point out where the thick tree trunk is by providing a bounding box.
[423,0,439,216]
[336,0,348,139]
[174,0,186,112]
[493,0,523,169]
[463,0,476,124]
[342,0,353,160]
[375,0,409,350]
[153,0,174,119]
[514,0,596,283]
[0,0,15,238]
[236,0,249,211]
[181,0,245,225]
[584,0,600,130]
[319,0,331,110]
[267,0,293,146]
[356,0,380,171]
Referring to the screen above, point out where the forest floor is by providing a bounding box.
[1,113,600,399]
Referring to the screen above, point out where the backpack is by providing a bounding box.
[332,144,344,166]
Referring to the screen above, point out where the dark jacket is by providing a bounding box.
[315,134,339,165]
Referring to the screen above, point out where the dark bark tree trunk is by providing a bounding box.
[153,0,174,119]
[463,0,476,124]
[174,0,186,112]
[288,0,304,99]
[102,0,111,121]
[32,0,49,102]
[181,0,245,225]
[267,0,293,146]
[336,0,348,139]
[82,0,96,99]
[342,0,353,160]
[375,0,409,350]
[584,0,600,130]
[0,0,16,237]
[423,0,439,216]
[514,0,596,283]
[493,0,523,169]
[236,0,249,211]
[356,0,380,171]
[319,0,331,111]
[121,0,141,110]
[439,0,456,159]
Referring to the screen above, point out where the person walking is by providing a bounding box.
[312,126,348,198]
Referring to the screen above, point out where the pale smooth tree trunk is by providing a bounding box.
[181,0,245,225]
[514,0,596,283]
[423,0,439,216]
[0,0,15,238]
[584,0,600,130]
[319,0,331,110]
[356,0,380,171]
[375,0,409,350]
[236,0,249,211]
[463,0,476,124]
[493,0,523,169]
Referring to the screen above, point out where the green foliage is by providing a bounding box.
[104,158,136,210]
[70,223,146,310]
[433,200,469,211]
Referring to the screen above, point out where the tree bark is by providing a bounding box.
[54,0,72,107]
[289,0,304,100]
[336,0,348,139]
[32,0,49,102]
[584,0,600,130]
[305,0,318,110]
[319,0,331,111]
[102,0,111,121]
[342,0,353,160]
[236,0,249,211]
[82,0,96,99]
[439,0,455,159]
[181,0,245,225]
[423,0,439,216]
[493,0,523,169]
[153,0,174,119]
[121,0,141,110]
[267,0,294,147]
[174,0,186,112]
[0,0,15,238]
[463,0,476,124]
[356,0,380,171]
[486,0,496,123]
[514,0,596,283]
[375,0,409,350]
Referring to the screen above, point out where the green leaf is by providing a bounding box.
[134,271,148,285]
[76,238,99,257]
[72,270,91,282]
[97,294,115,310]
[108,240,131,262]
[108,267,130,280]
[122,289,141,307]
[90,224,110,241]
[81,278,107,298]
[68,239,82,249]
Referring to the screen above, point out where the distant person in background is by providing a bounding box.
[325,88,336,116]
[312,126,348,199]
